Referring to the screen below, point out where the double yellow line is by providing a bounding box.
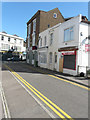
[49,75,90,91]
[26,65,90,91]
[4,64,73,120]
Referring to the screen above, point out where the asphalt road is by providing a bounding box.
[1,62,89,119]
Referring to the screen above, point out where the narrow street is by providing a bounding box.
[1,61,89,119]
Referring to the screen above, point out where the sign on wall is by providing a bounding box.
[85,44,90,52]
[62,51,76,55]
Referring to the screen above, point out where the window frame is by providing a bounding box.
[1,35,4,40]
[53,13,57,18]
[8,37,10,42]
[44,36,47,46]
[64,26,74,42]
[50,33,53,45]
[49,52,52,64]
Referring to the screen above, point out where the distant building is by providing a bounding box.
[0,32,26,58]
[26,8,65,65]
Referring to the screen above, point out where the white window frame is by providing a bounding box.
[49,52,52,64]
[33,19,36,33]
[44,36,47,46]
[50,33,53,45]
[40,38,42,47]
[39,52,47,64]
[53,13,57,18]
[64,27,74,42]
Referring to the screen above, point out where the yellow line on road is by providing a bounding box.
[26,65,89,91]
[4,64,73,120]
[49,75,89,91]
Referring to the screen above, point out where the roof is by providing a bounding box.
[13,34,19,37]
[81,16,90,24]
[2,31,7,34]
[65,17,73,21]
[27,10,45,25]
[27,8,65,25]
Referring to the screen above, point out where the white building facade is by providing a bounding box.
[38,15,90,76]
[38,23,60,71]
[0,32,25,53]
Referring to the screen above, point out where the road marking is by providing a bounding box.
[10,70,55,119]
[0,86,11,118]
[4,64,73,120]
[25,65,89,91]
[49,75,89,91]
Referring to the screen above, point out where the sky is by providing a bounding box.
[1,2,88,41]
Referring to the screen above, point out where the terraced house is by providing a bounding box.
[26,8,65,65]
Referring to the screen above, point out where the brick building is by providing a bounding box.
[26,8,65,65]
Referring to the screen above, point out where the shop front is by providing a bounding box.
[58,46,78,76]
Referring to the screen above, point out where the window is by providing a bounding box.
[14,46,17,51]
[50,33,53,45]
[49,52,52,64]
[29,24,31,35]
[48,24,50,28]
[28,37,30,47]
[1,35,4,40]
[1,43,10,50]
[39,52,47,64]
[64,27,74,42]
[14,39,16,43]
[40,38,42,47]
[8,37,10,42]
[44,36,47,46]
[20,40,22,44]
[53,13,57,18]
[55,54,57,63]
[33,19,36,33]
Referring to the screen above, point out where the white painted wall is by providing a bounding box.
[38,14,89,76]
[38,23,60,71]
[0,32,24,52]
[57,15,89,75]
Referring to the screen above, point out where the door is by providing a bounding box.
[59,57,63,72]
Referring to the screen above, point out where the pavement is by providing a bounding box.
[1,61,89,119]
[2,65,51,118]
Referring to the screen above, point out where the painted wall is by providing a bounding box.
[0,32,24,52]
[38,23,60,71]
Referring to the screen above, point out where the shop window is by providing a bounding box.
[39,52,47,64]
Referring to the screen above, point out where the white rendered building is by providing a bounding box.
[38,14,90,76]
[0,31,25,53]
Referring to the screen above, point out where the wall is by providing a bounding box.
[0,32,24,52]
[38,23,60,71]
[78,22,88,74]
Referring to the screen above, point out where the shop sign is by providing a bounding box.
[85,44,90,52]
[62,51,76,55]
